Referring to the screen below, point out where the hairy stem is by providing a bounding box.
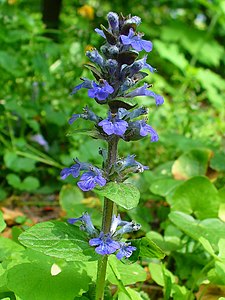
[95,136,119,300]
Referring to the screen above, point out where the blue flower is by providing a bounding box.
[105,59,118,75]
[77,169,106,191]
[71,78,93,95]
[114,220,141,236]
[86,49,104,67]
[125,83,164,106]
[107,12,119,30]
[88,80,114,101]
[125,16,141,26]
[61,159,106,191]
[68,106,101,125]
[139,120,159,141]
[120,28,152,52]
[98,112,128,136]
[110,214,129,234]
[60,164,81,180]
[95,28,106,38]
[116,242,136,260]
[116,154,149,173]
[68,212,98,236]
[89,232,120,255]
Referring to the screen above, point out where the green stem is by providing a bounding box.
[95,136,119,300]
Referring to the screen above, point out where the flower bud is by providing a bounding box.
[107,12,119,30]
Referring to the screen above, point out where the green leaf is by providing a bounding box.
[118,287,143,300]
[132,237,165,260]
[59,185,83,217]
[149,262,175,287]
[0,187,7,202]
[107,255,146,286]
[0,212,6,233]
[7,261,91,300]
[6,174,40,192]
[19,221,99,261]
[171,149,212,180]
[95,182,140,210]
[150,178,182,197]
[169,211,225,250]
[166,176,220,219]
[66,128,103,139]
[0,237,24,261]
[210,153,225,172]
[0,51,20,75]
[21,176,40,191]
[4,151,36,172]
[154,40,188,71]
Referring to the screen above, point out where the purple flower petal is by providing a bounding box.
[125,83,164,106]
[116,243,136,260]
[120,28,152,52]
[95,28,106,38]
[98,113,128,136]
[88,80,114,101]
[77,170,106,191]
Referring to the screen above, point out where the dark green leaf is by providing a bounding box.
[19,221,99,261]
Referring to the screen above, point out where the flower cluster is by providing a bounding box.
[61,12,164,191]
[68,212,140,260]
[60,158,106,191]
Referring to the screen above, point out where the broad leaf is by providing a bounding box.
[172,149,212,180]
[7,261,91,300]
[150,178,182,197]
[95,182,140,210]
[132,237,165,260]
[118,287,143,300]
[19,221,99,261]
[169,211,225,250]
[166,176,220,219]
[107,255,146,286]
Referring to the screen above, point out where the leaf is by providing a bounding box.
[154,40,188,71]
[6,174,40,192]
[7,261,91,300]
[172,149,212,180]
[210,152,225,172]
[66,128,102,139]
[118,287,143,300]
[149,262,175,287]
[59,185,83,217]
[19,221,99,261]
[21,176,40,191]
[169,211,225,250]
[83,63,102,81]
[0,50,20,75]
[196,69,225,109]
[0,212,6,233]
[100,25,117,45]
[0,236,24,261]
[166,176,220,219]
[150,178,182,197]
[107,255,146,286]
[132,237,165,260]
[4,151,36,172]
[94,182,140,210]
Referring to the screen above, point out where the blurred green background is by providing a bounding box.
[0,0,225,200]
